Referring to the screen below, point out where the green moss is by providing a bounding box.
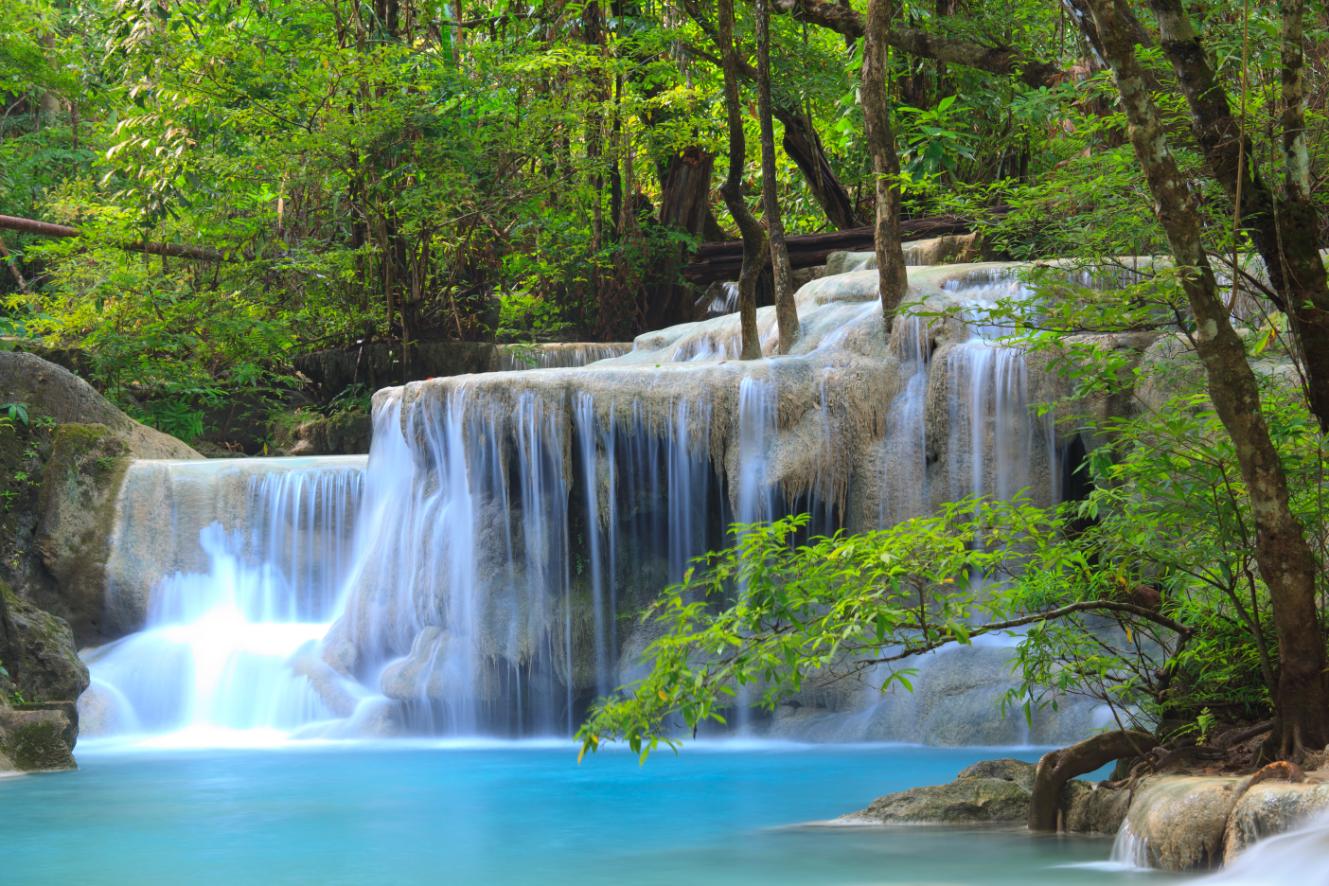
[6,718,75,771]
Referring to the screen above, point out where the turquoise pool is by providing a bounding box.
[1,743,1177,885]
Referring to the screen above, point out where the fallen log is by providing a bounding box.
[682,213,975,285]
[0,213,227,262]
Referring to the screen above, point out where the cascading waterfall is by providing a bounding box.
[84,457,365,741]
[81,263,1097,745]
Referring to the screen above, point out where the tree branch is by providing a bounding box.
[0,213,230,262]
[859,599,1193,665]
[771,0,1065,88]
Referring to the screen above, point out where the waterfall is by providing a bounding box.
[81,264,1101,745]
[85,457,365,741]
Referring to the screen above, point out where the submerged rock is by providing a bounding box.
[841,759,1035,825]
[840,756,1130,833]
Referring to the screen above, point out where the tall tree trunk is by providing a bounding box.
[861,0,909,327]
[756,0,799,354]
[718,0,767,360]
[1150,0,1329,433]
[1082,0,1329,758]
[680,0,858,232]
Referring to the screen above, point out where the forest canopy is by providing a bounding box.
[7,0,1294,440]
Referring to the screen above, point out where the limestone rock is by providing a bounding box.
[956,758,1037,790]
[1223,780,1329,862]
[34,424,134,642]
[0,352,197,459]
[843,760,1036,825]
[1124,776,1241,871]
[840,756,1129,833]
[1062,780,1132,834]
[0,580,88,703]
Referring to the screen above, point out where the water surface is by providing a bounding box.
[1,744,1180,885]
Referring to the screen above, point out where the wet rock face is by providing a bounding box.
[0,353,200,653]
[1109,773,1329,872]
[1223,781,1329,862]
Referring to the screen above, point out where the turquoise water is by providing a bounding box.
[1,744,1176,885]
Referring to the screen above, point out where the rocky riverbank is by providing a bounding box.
[840,756,1329,873]
[0,352,197,774]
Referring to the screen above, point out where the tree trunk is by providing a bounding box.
[1082,0,1329,758]
[717,0,767,360]
[1150,0,1329,433]
[645,147,716,331]
[775,105,860,229]
[756,0,799,354]
[1028,730,1156,831]
[861,0,909,327]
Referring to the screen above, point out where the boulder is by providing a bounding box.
[0,351,197,459]
[1123,776,1241,871]
[0,580,88,703]
[0,701,77,772]
[34,424,134,641]
[840,759,1035,825]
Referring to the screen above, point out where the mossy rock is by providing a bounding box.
[0,703,76,771]
[272,407,372,455]
[0,578,89,703]
[34,424,133,643]
[843,760,1036,825]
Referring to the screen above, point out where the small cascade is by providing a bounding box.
[85,457,365,740]
[941,272,1058,506]
[878,315,931,524]
[1204,810,1329,882]
[1108,819,1153,870]
[494,343,631,371]
[82,262,1105,745]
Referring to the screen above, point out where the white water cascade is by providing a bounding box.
[80,263,1100,744]
[84,457,365,742]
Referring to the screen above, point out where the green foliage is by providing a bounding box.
[0,403,29,427]
[578,497,1125,759]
